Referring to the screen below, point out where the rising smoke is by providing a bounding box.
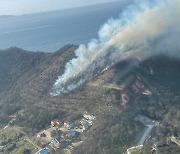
[51,0,180,96]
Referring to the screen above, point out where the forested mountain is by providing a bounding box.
[0,45,179,154]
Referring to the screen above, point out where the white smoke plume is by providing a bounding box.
[51,0,180,96]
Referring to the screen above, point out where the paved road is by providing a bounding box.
[138,125,154,145]
[25,137,41,150]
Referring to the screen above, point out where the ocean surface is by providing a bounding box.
[0,1,130,52]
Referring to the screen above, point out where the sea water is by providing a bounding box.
[0,1,129,52]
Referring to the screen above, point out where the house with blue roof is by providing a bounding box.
[67,131,80,137]
[39,147,49,154]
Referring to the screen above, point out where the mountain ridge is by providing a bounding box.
[0,45,179,154]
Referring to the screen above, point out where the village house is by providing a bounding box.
[51,119,60,127]
[79,119,90,131]
[66,131,80,138]
[68,123,76,130]
[126,145,143,154]
[63,122,70,129]
[37,147,50,154]
[79,113,96,132]
[63,122,75,130]
[83,114,95,121]
[37,131,46,138]
[49,138,60,149]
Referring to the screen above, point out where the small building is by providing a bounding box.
[64,122,77,130]
[83,114,95,121]
[39,147,49,154]
[51,119,60,127]
[127,145,143,154]
[80,119,91,131]
[150,147,157,153]
[67,131,80,138]
[37,132,46,138]
[80,119,88,126]
[64,122,70,129]
[82,125,90,131]
[49,139,60,149]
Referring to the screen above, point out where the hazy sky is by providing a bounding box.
[0,0,122,15]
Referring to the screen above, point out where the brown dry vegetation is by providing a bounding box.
[0,45,179,154]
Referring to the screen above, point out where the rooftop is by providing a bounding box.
[39,147,49,154]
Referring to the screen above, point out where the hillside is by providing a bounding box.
[0,45,179,154]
